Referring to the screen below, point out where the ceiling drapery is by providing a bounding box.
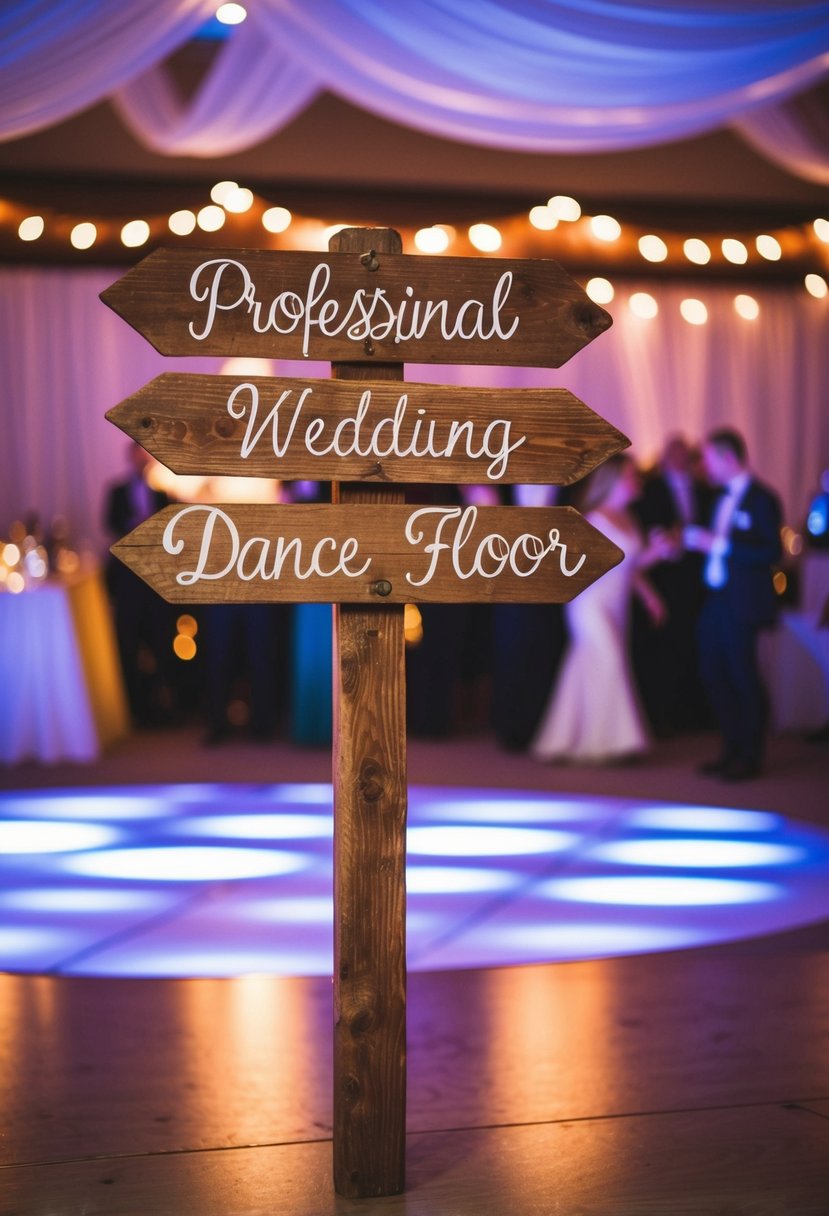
[1,0,828,179]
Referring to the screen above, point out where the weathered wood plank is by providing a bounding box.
[330,227,407,1198]
[110,502,623,606]
[106,374,629,485]
[99,245,611,367]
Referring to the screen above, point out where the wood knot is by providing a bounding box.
[359,761,384,802]
[215,416,236,438]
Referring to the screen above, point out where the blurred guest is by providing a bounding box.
[493,483,567,750]
[104,442,174,725]
[531,454,670,765]
[634,435,712,733]
[685,428,782,780]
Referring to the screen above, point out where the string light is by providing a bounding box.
[680,298,708,325]
[18,216,44,241]
[638,235,667,262]
[734,294,760,320]
[683,238,711,265]
[590,214,622,242]
[756,234,782,260]
[629,292,658,318]
[585,277,614,304]
[722,238,748,264]
[120,220,150,248]
[414,226,450,253]
[548,195,581,221]
[529,204,558,231]
[169,209,196,235]
[223,186,254,213]
[814,218,829,243]
[70,222,96,249]
[210,180,238,206]
[468,223,502,252]
[197,205,225,232]
[261,206,292,233]
[805,273,828,299]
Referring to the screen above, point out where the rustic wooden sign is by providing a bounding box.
[111,502,623,605]
[99,246,611,367]
[102,225,622,1201]
[107,374,629,485]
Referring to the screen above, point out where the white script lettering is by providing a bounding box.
[187,259,520,356]
[225,383,526,480]
[403,506,588,587]
[162,505,372,586]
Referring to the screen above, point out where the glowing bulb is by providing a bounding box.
[414,226,450,254]
[323,223,349,244]
[173,634,197,661]
[262,206,292,233]
[120,220,150,248]
[210,180,237,206]
[177,614,198,638]
[683,238,711,265]
[722,238,748,264]
[529,205,558,231]
[734,294,760,320]
[680,298,708,325]
[216,2,247,23]
[585,277,614,304]
[590,215,621,242]
[638,234,667,262]
[18,216,44,241]
[7,571,24,594]
[197,205,226,232]
[548,195,581,221]
[814,218,829,243]
[629,292,658,319]
[223,186,253,213]
[468,223,502,252]
[169,209,196,236]
[70,222,97,250]
[756,234,781,260]
[805,273,828,299]
[2,543,21,565]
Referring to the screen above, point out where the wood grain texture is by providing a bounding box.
[99,244,611,367]
[106,374,629,485]
[330,227,407,1198]
[110,503,623,605]
[4,1104,828,1215]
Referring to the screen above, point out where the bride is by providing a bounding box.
[531,454,669,764]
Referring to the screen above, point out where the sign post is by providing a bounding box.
[101,228,625,1199]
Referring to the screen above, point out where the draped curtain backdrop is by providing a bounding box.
[0,268,825,555]
[0,1,828,178]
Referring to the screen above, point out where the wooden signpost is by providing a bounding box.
[101,227,626,1199]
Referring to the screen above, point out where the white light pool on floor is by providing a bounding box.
[593,838,806,868]
[0,821,121,853]
[545,875,781,906]
[626,806,781,833]
[172,813,332,840]
[61,846,310,882]
[407,825,579,856]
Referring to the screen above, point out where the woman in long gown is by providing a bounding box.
[531,454,668,764]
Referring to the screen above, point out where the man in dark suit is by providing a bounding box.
[685,428,782,780]
[634,435,712,733]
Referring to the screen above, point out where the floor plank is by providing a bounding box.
[4,1103,829,1216]
[3,935,829,1167]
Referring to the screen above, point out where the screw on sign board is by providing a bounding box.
[101,227,625,1199]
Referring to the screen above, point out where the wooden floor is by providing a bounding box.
[3,729,829,1212]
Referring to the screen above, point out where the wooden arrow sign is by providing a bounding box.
[106,374,629,486]
[112,502,623,605]
[99,246,611,367]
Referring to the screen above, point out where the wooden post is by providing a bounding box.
[330,227,407,1198]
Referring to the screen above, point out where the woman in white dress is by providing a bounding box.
[531,454,669,764]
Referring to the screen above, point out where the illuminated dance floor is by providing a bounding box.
[2,783,829,977]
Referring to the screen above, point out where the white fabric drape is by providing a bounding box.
[733,85,829,184]
[1,1,828,177]
[0,0,215,140]
[1,268,825,554]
